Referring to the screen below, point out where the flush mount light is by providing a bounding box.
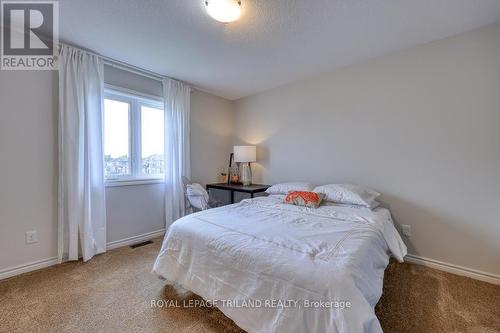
[205,0,242,23]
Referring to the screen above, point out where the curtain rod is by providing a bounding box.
[59,41,193,88]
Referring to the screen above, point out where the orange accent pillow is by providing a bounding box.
[284,191,325,208]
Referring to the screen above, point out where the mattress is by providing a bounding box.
[153,195,407,333]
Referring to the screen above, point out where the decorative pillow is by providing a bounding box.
[312,184,380,208]
[284,191,325,208]
[266,182,314,195]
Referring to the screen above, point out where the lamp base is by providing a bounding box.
[240,163,252,186]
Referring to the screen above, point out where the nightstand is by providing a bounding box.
[206,183,270,204]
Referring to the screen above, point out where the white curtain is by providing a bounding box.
[163,78,191,226]
[58,44,107,262]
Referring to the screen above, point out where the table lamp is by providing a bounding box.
[234,145,256,186]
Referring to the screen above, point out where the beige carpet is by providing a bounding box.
[1,238,499,333]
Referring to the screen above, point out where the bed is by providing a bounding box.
[153,195,407,333]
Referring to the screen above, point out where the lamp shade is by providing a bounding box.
[234,145,256,163]
[205,0,242,23]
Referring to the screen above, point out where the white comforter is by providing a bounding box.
[153,196,407,333]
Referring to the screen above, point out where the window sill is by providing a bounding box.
[105,178,164,187]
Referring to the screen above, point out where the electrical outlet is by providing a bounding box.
[26,230,38,244]
[402,225,411,237]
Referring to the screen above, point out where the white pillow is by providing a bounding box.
[266,182,315,195]
[323,200,381,210]
[186,183,209,210]
[313,184,380,207]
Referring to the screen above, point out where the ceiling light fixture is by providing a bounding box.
[205,0,242,23]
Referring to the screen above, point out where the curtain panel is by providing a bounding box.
[58,44,107,262]
[163,78,191,226]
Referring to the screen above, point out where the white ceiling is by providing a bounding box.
[58,0,500,100]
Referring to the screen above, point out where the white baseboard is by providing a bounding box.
[3,235,497,286]
[0,229,166,281]
[405,254,500,285]
[0,257,59,280]
[106,229,165,250]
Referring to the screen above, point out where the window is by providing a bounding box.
[103,88,164,182]
[104,99,130,178]
[141,105,164,175]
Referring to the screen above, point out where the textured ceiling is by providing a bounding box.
[58,0,500,100]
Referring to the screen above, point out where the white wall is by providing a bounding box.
[0,70,59,270]
[233,23,500,276]
[191,90,234,185]
[105,184,165,244]
[0,66,233,275]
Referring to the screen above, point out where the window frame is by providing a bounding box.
[103,85,165,186]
